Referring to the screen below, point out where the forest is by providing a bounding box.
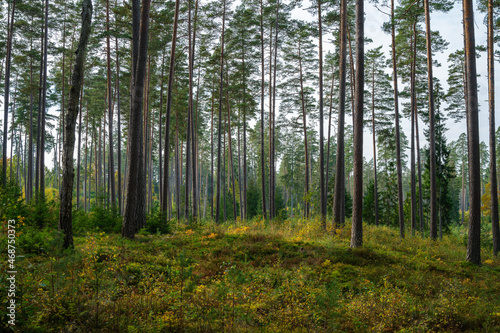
[0,0,500,330]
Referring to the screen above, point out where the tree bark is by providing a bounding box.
[424,0,438,240]
[371,63,379,226]
[333,0,347,227]
[59,0,92,249]
[318,0,327,229]
[122,0,151,238]
[298,42,310,219]
[162,0,180,217]
[2,0,15,186]
[351,0,364,248]
[488,0,499,256]
[106,0,116,207]
[391,0,405,238]
[215,0,226,223]
[464,0,481,264]
[259,0,267,220]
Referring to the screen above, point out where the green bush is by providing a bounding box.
[142,209,172,235]
[89,205,121,233]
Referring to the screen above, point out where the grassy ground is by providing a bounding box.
[1,218,500,332]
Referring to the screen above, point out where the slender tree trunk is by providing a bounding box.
[318,0,327,229]
[175,117,181,220]
[415,110,424,235]
[225,75,237,220]
[391,0,405,238]
[59,0,92,249]
[326,69,335,200]
[162,0,180,218]
[35,31,44,201]
[28,37,34,202]
[242,43,248,221]
[410,23,417,234]
[122,0,151,238]
[259,0,267,220]
[211,92,215,220]
[461,160,465,225]
[185,0,193,221]
[298,42,310,219]
[84,103,89,212]
[2,0,15,186]
[270,0,279,220]
[464,0,481,264]
[223,127,227,222]
[215,0,226,223]
[370,63,379,226]
[191,0,199,221]
[38,0,49,199]
[158,52,165,209]
[424,0,438,240]
[106,0,116,207]
[76,83,84,209]
[116,35,123,214]
[351,0,364,248]
[488,0,499,256]
[333,0,347,226]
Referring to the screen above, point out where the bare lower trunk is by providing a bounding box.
[59,0,92,249]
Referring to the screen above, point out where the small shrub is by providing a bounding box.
[142,209,172,235]
[89,205,121,233]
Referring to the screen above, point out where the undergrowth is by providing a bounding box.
[0,217,499,332]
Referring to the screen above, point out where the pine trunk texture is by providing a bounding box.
[59,0,92,249]
[464,0,482,264]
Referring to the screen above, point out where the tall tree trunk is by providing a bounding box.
[318,0,327,229]
[416,109,424,235]
[35,31,44,201]
[185,0,193,221]
[158,51,165,209]
[351,0,364,248]
[191,0,199,220]
[211,91,215,220]
[106,0,116,207]
[298,42,310,219]
[326,69,335,202]
[116,35,122,214]
[84,102,89,212]
[410,23,417,234]
[122,0,151,238]
[370,64,379,226]
[259,0,267,220]
[59,0,92,249]
[215,0,226,223]
[270,0,279,220]
[2,0,15,186]
[226,75,237,220]
[391,0,405,238]
[28,36,34,202]
[76,83,84,209]
[464,0,481,264]
[333,0,347,226]
[424,0,438,240]
[38,0,49,199]
[488,0,499,256]
[162,0,180,218]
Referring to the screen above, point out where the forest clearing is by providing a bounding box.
[1,0,500,330]
[0,208,499,331]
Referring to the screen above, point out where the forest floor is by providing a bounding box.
[1,217,500,332]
